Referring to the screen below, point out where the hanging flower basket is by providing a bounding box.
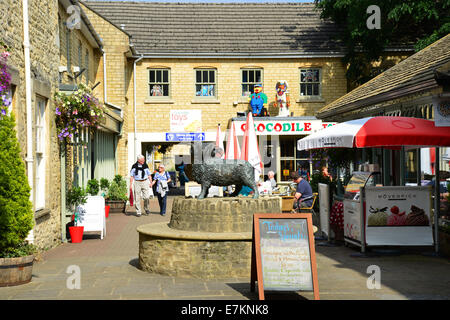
[54,83,105,143]
[0,46,12,119]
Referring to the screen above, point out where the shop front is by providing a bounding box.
[310,35,450,253]
[231,116,336,183]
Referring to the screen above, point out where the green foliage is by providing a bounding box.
[53,83,105,143]
[86,179,99,196]
[0,112,34,255]
[100,178,110,191]
[440,223,450,235]
[107,175,128,201]
[447,182,450,203]
[310,171,334,194]
[66,186,87,211]
[0,242,37,258]
[315,0,450,86]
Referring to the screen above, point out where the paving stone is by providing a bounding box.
[1,197,449,300]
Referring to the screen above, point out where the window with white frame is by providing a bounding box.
[195,69,216,97]
[149,68,170,97]
[35,96,47,210]
[300,68,321,97]
[242,69,263,96]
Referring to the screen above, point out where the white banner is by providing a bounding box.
[343,199,362,242]
[318,183,330,239]
[365,186,433,246]
[170,110,202,132]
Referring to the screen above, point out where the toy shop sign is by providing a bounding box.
[234,119,334,136]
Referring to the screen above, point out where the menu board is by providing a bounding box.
[251,213,319,300]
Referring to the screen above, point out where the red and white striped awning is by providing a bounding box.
[297,116,450,150]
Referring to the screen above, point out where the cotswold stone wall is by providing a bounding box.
[130,58,348,134]
[0,0,61,250]
[81,3,131,178]
[139,236,252,279]
[138,197,282,278]
[170,197,282,233]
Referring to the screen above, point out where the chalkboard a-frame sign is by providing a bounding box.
[250,213,320,300]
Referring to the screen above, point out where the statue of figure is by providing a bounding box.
[151,84,163,96]
[190,142,259,199]
[248,84,268,117]
[274,80,290,117]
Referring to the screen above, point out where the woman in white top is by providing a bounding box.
[151,164,171,216]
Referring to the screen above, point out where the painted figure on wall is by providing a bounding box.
[248,84,268,117]
[274,80,290,117]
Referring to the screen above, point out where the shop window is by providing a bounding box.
[195,69,216,97]
[279,136,313,181]
[300,68,321,97]
[242,69,263,97]
[149,69,170,97]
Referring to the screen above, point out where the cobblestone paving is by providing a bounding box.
[1,196,449,300]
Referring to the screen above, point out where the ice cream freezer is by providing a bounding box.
[343,172,434,252]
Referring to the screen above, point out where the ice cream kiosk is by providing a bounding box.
[343,170,433,252]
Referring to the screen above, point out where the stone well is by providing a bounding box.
[137,197,282,279]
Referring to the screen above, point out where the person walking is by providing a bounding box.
[130,155,152,217]
[152,164,171,216]
[176,161,189,187]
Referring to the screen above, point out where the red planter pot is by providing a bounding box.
[105,205,110,218]
[69,226,84,243]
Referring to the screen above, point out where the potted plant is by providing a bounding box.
[54,83,105,143]
[100,178,110,197]
[0,46,36,286]
[99,178,111,217]
[66,186,87,243]
[86,178,100,196]
[105,175,128,213]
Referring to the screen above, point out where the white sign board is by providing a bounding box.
[233,119,330,136]
[365,186,433,246]
[185,182,223,198]
[343,199,362,243]
[318,183,330,239]
[170,110,202,132]
[77,196,106,239]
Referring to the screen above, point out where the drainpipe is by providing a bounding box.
[133,55,144,158]
[23,0,34,243]
[103,49,107,106]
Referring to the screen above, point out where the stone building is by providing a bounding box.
[317,34,450,185]
[1,0,61,250]
[83,1,412,183]
[0,0,129,249]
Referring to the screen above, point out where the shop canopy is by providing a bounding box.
[297,116,450,150]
